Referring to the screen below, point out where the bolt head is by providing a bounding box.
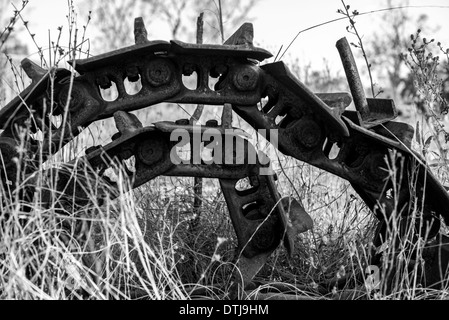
[175,119,190,125]
[206,119,219,127]
[146,59,172,87]
[126,66,140,82]
[96,75,112,89]
[233,65,258,91]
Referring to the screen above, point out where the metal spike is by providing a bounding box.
[113,111,143,136]
[21,58,47,83]
[224,23,254,46]
[281,196,313,256]
[134,17,148,44]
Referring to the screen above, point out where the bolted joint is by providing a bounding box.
[146,59,173,87]
[138,139,164,166]
[126,66,140,82]
[233,65,259,91]
[292,118,322,149]
[134,17,148,44]
[96,75,112,89]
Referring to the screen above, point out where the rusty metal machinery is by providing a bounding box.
[1,18,449,295]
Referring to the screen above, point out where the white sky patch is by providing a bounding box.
[6,0,449,74]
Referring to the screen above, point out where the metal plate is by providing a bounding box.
[343,115,449,225]
[71,40,171,73]
[262,61,349,137]
[170,40,272,62]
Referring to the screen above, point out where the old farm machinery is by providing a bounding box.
[0,18,449,297]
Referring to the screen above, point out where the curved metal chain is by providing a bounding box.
[1,18,448,290]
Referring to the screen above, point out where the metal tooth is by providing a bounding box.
[134,17,148,44]
[175,118,190,125]
[21,58,47,83]
[281,197,313,255]
[113,111,143,136]
[223,22,254,47]
[316,92,352,115]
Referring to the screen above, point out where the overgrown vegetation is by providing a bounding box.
[0,0,449,300]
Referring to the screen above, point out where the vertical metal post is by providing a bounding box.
[192,13,204,228]
[336,37,370,122]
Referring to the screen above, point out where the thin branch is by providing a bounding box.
[279,4,449,62]
[339,0,376,97]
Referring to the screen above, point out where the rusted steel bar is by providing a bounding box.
[336,37,370,123]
